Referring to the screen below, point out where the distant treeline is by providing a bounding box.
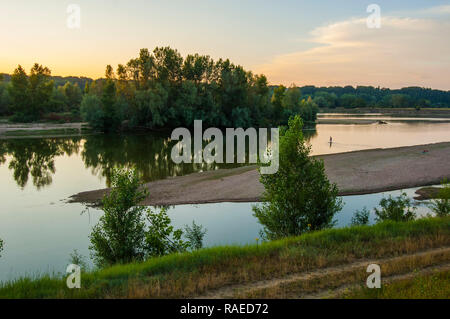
[0,47,317,130]
[292,85,450,109]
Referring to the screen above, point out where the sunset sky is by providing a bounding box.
[1,0,449,89]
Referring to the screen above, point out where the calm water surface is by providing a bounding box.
[0,119,449,282]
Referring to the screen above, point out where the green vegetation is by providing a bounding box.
[429,180,450,217]
[89,169,205,267]
[253,115,342,240]
[183,221,207,251]
[342,270,450,299]
[300,85,450,109]
[89,169,198,267]
[350,207,371,226]
[0,217,448,298]
[1,48,318,129]
[375,193,417,222]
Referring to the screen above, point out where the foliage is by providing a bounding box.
[374,193,417,222]
[69,249,88,270]
[80,94,104,131]
[351,207,371,226]
[429,180,450,217]
[184,221,207,250]
[8,64,53,122]
[89,169,199,267]
[89,169,148,267]
[253,115,343,240]
[145,207,189,257]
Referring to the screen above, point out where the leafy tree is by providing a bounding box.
[89,169,149,267]
[374,193,417,222]
[89,169,199,267]
[253,115,343,240]
[80,94,104,130]
[350,207,371,226]
[8,65,30,121]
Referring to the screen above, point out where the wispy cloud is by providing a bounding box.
[256,8,450,89]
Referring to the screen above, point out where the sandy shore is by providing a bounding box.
[69,142,450,206]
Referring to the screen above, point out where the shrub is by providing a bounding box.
[69,249,88,270]
[89,169,148,267]
[184,221,207,250]
[253,115,342,240]
[89,169,202,267]
[351,207,371,226]
[429,180,450,217]
[374,193,417,222]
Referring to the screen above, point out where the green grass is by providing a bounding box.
[0,217,448,299]
[342,270,450,299]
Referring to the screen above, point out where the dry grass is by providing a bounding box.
[1,217,449,299]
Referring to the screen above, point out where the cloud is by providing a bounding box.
[255,11,450,89]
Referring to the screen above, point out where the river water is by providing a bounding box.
[0,117,449,282]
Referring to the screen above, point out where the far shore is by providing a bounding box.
[69,142,450,206]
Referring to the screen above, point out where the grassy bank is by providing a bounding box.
[0,217,449,299]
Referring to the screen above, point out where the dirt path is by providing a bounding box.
[69,142,450,206]
[305,263,450,299]
[196,246,450,299]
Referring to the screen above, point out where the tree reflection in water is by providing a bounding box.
[0,129,317,189]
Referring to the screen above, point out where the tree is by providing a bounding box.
[80,94,104,130]
[351,208,371,226]
[374,193,417,222]
[8,65,30,121]
[89,169,200,267]
[253,115,342,240]
[184,221,207,250]
[89,169,147,266]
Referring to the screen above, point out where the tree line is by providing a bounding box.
[298,85,450,109]
[2,48,449,128]
[0,47,318,130]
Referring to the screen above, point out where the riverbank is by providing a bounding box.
[0,122,91,139]
[1,217,448,298]
[69,142,450,206]
[319,107,450,118]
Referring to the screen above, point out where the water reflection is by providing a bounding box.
[0,138,80,189]
[2,119,450,189]
[0,133,267,188]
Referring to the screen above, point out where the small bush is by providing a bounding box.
[69,249,88,270]
[374,193,417,222]
[351,207,371,226]
[429,180,450,217]
[184,221,207,250]
[89,169,203,267]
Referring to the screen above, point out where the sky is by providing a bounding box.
[0,0,449,89]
